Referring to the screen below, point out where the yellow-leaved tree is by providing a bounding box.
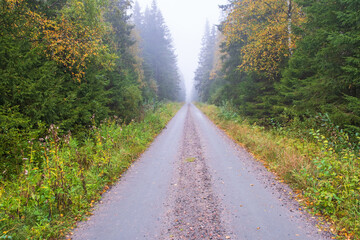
[30,0,115,82]
[224,0,305,79]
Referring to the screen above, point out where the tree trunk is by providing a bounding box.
[287,0,293,56]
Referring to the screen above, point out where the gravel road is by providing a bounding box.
[71,103,333,240]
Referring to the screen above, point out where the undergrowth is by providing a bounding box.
[197,103,360,240]
[0,102,182,239]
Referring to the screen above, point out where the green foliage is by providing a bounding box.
[0,103,181,239]
[0,0,165,177]
[200,0,359,134]
[217,101,241,121]
[277,0,360,131]
[0,107,37,179]
[296,129,360,236]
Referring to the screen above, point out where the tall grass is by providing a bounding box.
[0,102,182,239]
[197,103,360,239]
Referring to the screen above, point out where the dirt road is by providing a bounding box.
[72,104,332,240]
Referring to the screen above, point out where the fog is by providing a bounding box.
[134,0,227,101]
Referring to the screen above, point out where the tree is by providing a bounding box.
[223,0,304,80]
[135,0,181,101]
[194,21,217,102]
[0,0,152,176]
[279,0,360,131]
[195,0,305,122]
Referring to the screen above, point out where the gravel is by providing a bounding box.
[162,107,229,239]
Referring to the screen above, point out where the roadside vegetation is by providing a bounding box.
[197,103,359,239]
[0,102,181,239]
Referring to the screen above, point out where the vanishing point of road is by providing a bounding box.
[72,104,333,240]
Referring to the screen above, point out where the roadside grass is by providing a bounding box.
[0,102,182,240]
[196,103,360,240]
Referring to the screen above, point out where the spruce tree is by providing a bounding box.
[194,21,217,102]
[136,0,180,101]
[279,0,360,131]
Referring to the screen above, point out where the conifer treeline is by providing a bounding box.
[195,0,360,132]
[0,0,181,176]
[133,1,183,102]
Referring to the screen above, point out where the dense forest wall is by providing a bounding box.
[0,0,181,177]
[195,0,360,133]
[132,1,182,102]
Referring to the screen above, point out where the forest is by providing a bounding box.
[195,0,359,133]
[0,0,182,238]
[0,0,183,177]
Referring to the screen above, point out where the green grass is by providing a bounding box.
[197,103,360,240]
[185,157,196,163]
[0,102,182,239]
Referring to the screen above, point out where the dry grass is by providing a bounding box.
[197,104,316,182]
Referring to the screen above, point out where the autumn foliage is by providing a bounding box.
[196,0,359,130]
[223,0,305,79]
[0,0,183,182]
[36,7,112,82]
[2,0,113,82]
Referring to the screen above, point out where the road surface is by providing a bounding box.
[72,103,332,240]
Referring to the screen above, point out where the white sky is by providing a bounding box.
[134,0,227,101]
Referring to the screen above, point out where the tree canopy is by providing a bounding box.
[0,0,181,176]
[195,0,360,132]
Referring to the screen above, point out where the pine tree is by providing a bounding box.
[279,0,360,131]
[136,0,180,101]
[194,21,217,102]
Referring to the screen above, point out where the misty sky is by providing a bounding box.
[134,0,227,100]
